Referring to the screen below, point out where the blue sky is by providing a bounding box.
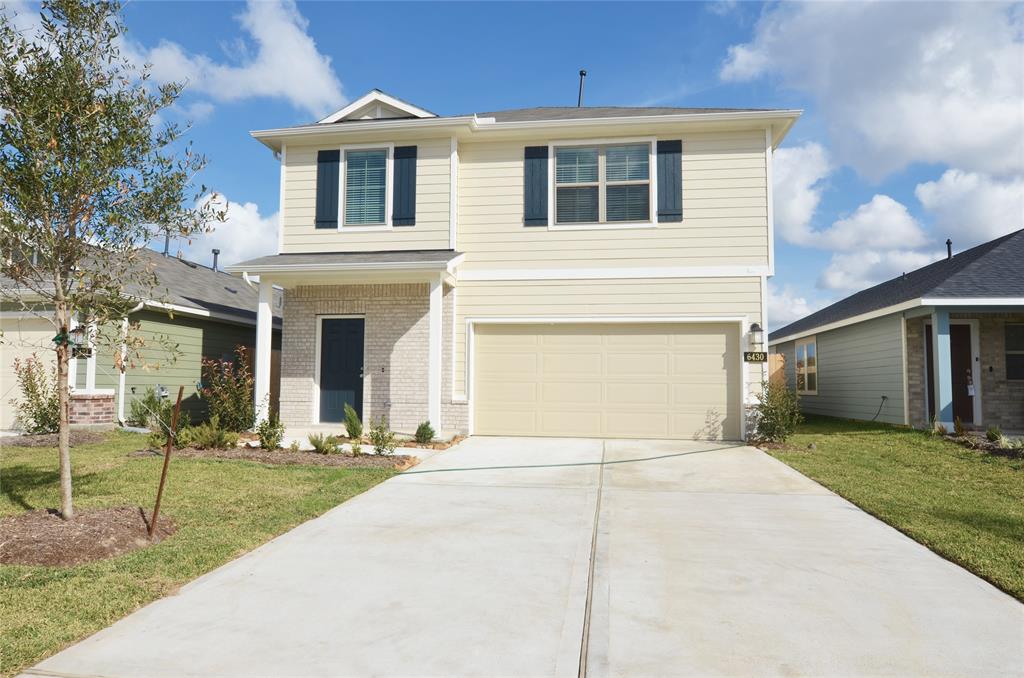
[12,1,1022,329]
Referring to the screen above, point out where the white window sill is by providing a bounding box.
[340,224,392,232]
[548,222,658,232]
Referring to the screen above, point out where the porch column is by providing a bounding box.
[254,278,273,425]
[84,319,97,391]
[931,309,954,428]
[117,317,129,424]
[427,275,442,429]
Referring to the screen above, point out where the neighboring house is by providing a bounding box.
[228,89,800,440]
[0,247,283,429]
[769,230,1024,431]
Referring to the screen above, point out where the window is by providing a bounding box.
[555,143,651,225]
[1007,324,1024,380]
[795,337,817,394]
[344,148,387,226]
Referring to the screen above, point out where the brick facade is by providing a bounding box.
[280,282,467,436]
[69,391,116,428]
[906,313,1024,430]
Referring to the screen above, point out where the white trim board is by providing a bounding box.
[318,90,437,124]
[458,265,770,282]
[338,142,394,231]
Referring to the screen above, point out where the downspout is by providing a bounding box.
[118,302,145,425]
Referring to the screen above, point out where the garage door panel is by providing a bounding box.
[474,323,740,440]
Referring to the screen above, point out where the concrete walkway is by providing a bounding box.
[25,438,1024,677]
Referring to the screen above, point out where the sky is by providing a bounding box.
[6,1,1024,330]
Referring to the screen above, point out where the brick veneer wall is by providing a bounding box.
[906,317,928,428]
[69,392,115,428]
[280,283,468,436]
[441,285,469,433]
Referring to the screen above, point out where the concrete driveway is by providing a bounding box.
[26,438,1024,677]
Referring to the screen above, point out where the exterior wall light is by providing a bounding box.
[749,322,764,347]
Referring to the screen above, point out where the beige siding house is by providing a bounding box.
[230,90,800,441]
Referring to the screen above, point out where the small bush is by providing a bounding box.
[200,345,255,432]
[350,441,363,456]
[288,440,301,454]
[343,403,363,439]
[368,416,396,455]
[933,419,948,436]
[176,415,239,450]
[256,414,285,450]
[308,432,339,455]
[754,380,803,443]
[415,421,435,444]
[986,425,1002,443]
[11,354,60,434]
[953,416,966,437]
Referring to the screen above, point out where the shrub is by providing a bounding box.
[343,402,363,439]
[176,415,239,450]
[350,441,363,456]
[256,414,285,450]
[754,380,803,443]
[308,432,339,455]
[11,354,59,434]
[415,421,435,444]
[368,416,396,455]
[200,345,255,432]
[986,425,1002,443]
[288,440,301,454]
[134,386,191,448]
[953,416,966,437]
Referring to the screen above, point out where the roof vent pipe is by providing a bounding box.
[577,69,587,107]
[212,248,220,272]
[163,231,170,257]
[946,239,953,260]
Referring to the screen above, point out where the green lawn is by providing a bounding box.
[0,431,395,676]
[768,416,1024,602]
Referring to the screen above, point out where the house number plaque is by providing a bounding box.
[744,351,767,363]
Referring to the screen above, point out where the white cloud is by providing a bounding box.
[773,142,831,245]
[176,196,278,269]
[818,249,941,292]
[818,195,927,251]
[722,2,1024,178]
[915,169,1024,248]
[125,0,344,118]
[767,283,829,331]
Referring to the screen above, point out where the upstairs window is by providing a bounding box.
[795,337,818,395]
[555,142,651,225]
[344,148,388,226]
[1007,324,1024,380]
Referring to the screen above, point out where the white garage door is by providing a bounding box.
[0,316,57,430]
[473,322,741,440]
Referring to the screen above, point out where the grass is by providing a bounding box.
[767,415,1024,602]
[0,431,395,676]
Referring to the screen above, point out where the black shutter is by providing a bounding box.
[392,145,417,226]
[315,150,340,229]
[523,146,548,226]
[657,140,682,223]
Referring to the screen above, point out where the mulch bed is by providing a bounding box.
[946,433,1024,459]
[132,446,419,470]
[0,431,107,448]
[0,506,175,567]
[398,435,466,451]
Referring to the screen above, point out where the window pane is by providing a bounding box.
[807,372,817,392]
[556,186,599,223]
[345,149,387,224]
[555,147,598,184]
[797,373,806,391]
[796,345,805,370]
[806,342,816,368]
[606,184,650,222]
[1006,354,1024,380]
[606,144,649,182]
[1006,324,1024,351]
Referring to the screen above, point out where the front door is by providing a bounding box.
[319,318,364,423]
[925,323,974,424]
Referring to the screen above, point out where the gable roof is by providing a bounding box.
[318,89,437,124]
[770,229,1024,343]
[473,106,775,122]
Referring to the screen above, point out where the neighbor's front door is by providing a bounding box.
[319,318,364,423]
[925,323,974,424]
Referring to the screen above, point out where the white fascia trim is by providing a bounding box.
[318,90,438,124]
[227,256,464,276]
[920,297,1024,306]
[458,264,770,281]
[768,299,924,347]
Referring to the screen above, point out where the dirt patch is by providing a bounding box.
[0,431,107,448]
[0,506,175,567]
[132,446,419,470]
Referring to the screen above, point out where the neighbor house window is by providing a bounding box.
[555,143,651,225]
[1007,324,1024,380]
[344,148,387,225]
[795,337,818,394]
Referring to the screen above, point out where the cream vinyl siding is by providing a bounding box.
[0,316,56,429]
[281,137,451,252]
[457,130,768,272]
[474,322,741,440]
[453,276,763,398]
[773,314,906,425]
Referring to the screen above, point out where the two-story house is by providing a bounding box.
[227,90,800,441]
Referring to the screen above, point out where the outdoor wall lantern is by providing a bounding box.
[749,322,764,347]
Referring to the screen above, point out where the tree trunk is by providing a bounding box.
[56,304,73,519]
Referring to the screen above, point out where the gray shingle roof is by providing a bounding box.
[228,249,461,269]
[474,106,775,122]
[770,229,1024,341]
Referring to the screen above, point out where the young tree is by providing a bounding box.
[0,0,223,518]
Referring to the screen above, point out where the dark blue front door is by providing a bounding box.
[319,318,364,423]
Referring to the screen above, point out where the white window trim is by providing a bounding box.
[338,142,394,231]
[1005,322,1024,381]
[795,336,818,395]
[547,136,659,231]
[312,314,366,426]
